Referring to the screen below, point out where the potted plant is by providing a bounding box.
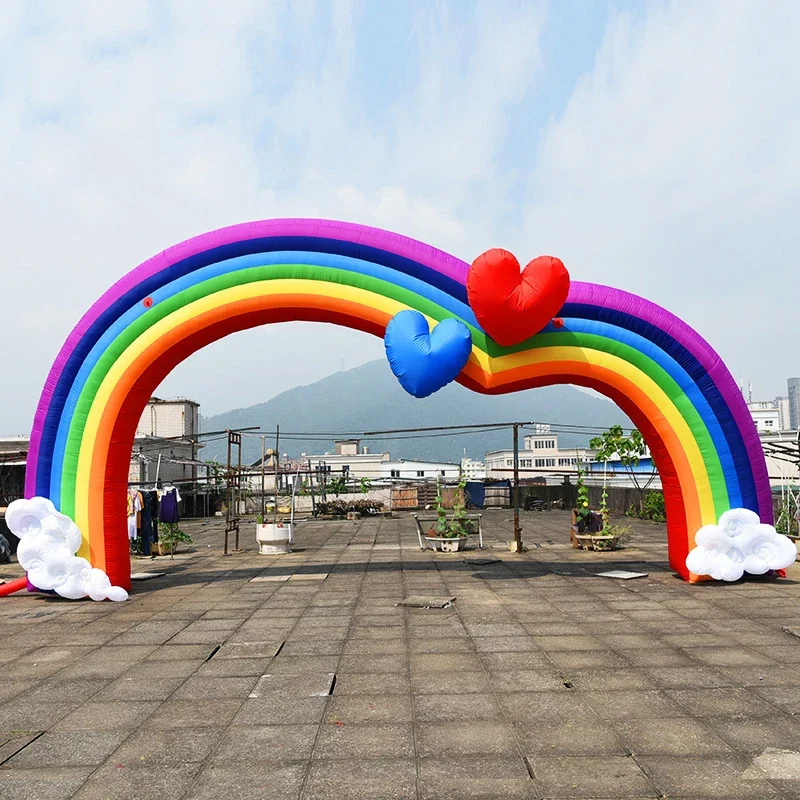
[571,462,600,549]
[152,522,193,556]
[591,522,630,551]
[426,477,469,552]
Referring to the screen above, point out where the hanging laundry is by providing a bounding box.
[140,490,158,554]
[159,485,182,524]
[127,488,142,541]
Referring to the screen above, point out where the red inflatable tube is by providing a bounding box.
[0,577,29,597]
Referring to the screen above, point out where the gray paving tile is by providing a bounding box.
[232,696,328,725]
[332,673,412,695]
[584,690,686,720]
[146,699,243,729]
[667,687,783,717]
[417,755,536,799]
[515,718,628,755]
[0,767,94,800]
[212,724,317,762]
[5,730,129,767]
[315,722,414,759]
[637,754,783,797]
[73,763,201,800]
[490,669,570,692]
[172,676,259,700]
[705,714,800,753]
[338,654,409,674]
[614,717,736,755]
[528,754,657,797]
[414,693,503,722]
[52,700,160,731]
[109,727,222,765]
[497,690,599,723]
[92,675,185,701]
[411,669,491,694]
[186,762,307,799]
[416,721,519,757]
[646,665,733,688]
[304,757,417,800]
[325,695,413,724]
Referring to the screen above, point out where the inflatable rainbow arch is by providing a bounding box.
[25,219,771,589]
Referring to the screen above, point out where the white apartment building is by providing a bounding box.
[460,456,486,480]
[304,439,391,480]
[303,440,460,481]
[748,400,782,434]
[381,460,460,480]
[485,426,595,482]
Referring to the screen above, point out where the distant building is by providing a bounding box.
[776,396,791,431]
[788,378,800,430]
[748,400,782,433]
[129,397,203,486]
[136,397,200,439]
[381,460,460,481]
[460,456,486,480]
[302,439,460,481]
[485,425,659,489]
[304,439,391,480]
[485,425,595,481]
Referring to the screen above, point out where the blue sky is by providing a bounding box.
[2,0,800,431]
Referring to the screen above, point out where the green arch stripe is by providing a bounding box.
[58,262,727,519]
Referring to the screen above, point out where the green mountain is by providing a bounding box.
[200,359,630,465]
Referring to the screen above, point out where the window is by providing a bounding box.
[341,465,350,474]
[545,458,556,467]
[440,470,445,476]
[558,458,570,466]
[521,458,532,467]
[535,458,545,467]
[765,419,774,427]
[506,459,513,466]
[390,469,400,478]
[417,471,425,477]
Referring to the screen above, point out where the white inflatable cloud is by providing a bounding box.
[686,507,796,582]
[5,497,128,602]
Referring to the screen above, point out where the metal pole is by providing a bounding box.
[274,425,280,525]
[261,436,266,520]
[235,434,241,551]
[224,431,231,555]
[308,458,316,516]
[513,422,522,552]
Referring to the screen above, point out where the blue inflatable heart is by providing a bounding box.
[384,310,472,398]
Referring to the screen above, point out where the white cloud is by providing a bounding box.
[5,497,128,601]
[0,1,546,429]
[686,508,796,581]
[521,0,800,400]
[4,1,799,434]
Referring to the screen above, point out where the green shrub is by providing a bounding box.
[314,499,384,517]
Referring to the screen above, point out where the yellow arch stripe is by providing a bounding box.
[73,278,715,553]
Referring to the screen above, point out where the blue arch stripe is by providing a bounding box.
[48,251,477,500]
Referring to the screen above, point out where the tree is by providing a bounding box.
[589,425,654,513]
[327,475,348,497]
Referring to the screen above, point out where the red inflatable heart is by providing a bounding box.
[467,249,570,346]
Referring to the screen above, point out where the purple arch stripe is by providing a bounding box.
[26,219,470,494]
